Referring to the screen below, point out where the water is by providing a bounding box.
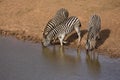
[0,36,120,80]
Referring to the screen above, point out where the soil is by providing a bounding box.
[0,0,120,58]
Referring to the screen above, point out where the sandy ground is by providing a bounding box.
[0,0,120,57]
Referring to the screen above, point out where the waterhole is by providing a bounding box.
[0,36,120,80]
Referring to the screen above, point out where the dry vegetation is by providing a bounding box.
[0,0,120,57]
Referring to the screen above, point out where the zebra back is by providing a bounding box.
[87,14,101,39]
[88,14,101,31]
[55,8,69,20]
[43,8,69,38]
[65,16,81,27]
[47,16,81,40]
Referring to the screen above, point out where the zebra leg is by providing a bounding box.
[97,32,100,40]
[58,34,65,46]
[86,40,90,51]
[63,41,68,44]
[74,26,81,44]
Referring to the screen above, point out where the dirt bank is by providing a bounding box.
[0,0,120,57]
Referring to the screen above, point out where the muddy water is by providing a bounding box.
[0,36,120,80]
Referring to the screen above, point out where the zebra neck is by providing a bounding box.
[47,30,57,40]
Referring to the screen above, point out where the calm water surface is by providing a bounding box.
[0,36,120,80]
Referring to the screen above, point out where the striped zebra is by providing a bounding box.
[86,14,101,50]
[42,16,81,46]
[43,8,69,39]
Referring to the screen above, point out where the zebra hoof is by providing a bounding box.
[63,41,68,44]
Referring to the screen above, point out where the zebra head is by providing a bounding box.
[90,38,96,50]
[86,38,96,51]
[42,37,51,47]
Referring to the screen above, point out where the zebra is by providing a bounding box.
[86,14,101,51]
[42,16,81,47]
[43,8,69,39]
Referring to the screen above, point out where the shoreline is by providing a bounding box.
[0,28,120,58]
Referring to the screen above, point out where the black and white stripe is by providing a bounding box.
[42,16,81,46]
[86,14,101,50]
[43,8,69,38]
